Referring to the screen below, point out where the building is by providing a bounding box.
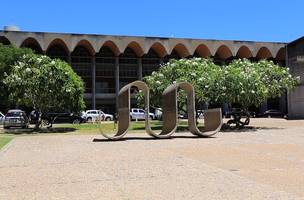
[1,28,299,117]
[286,37,304,118]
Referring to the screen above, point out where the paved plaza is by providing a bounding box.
[0,119,304,199]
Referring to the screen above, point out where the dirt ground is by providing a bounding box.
[0,118,304,200]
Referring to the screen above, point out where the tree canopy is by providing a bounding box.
[137,58,298,114]
[0,44,33,109]
[4,53,85,118]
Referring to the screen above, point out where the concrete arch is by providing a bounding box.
[215,45,233,59]
[20,37,43,53]
[275,47,285,61]
[0,36,11,45]
[171,43,191,58]
[100,40,120,56]
[194,44,211,58]
[123,41,144,57]
[236,46,253,58]
[256,47,273,59]
[72,39,95,56]
[148,42,168,58]
[46,38,69,55]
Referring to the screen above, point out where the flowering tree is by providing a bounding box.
[222,59,299,109]
[137,58,222,115]
[137,58,298,123]
[0,44,33,109]
[4,54,85,129]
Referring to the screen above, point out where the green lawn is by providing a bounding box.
[0,120,204,136]
[56,120,203,134]
[0,136,13,150]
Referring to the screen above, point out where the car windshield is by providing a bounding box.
[6,112,23,117]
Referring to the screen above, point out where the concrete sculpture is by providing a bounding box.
[99,81,222,140]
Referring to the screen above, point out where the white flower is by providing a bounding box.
[205,85,209,88]
[288,74,292,78]
[51,61,55,65]
[287,67,290,71]
[241,90,245,94]
[156,80,161,85]
[25,68,31,73]
[251,90,255,94]
[37,58,42,63]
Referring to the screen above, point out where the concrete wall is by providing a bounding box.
[0,30,286,59]
[287,37,304,118]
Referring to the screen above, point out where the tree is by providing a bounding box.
[222,59,299,109]
[137,58,222,116]
[137,58,298,125]
[4,54,85,129]
[0,44,33,110]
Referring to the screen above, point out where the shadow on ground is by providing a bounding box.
[221,124,284,133]
[93,135,216,142]
[1,127,77,135]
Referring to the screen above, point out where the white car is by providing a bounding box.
[0,112,5,125]
[130,108,155,120]
[84,110,114,122]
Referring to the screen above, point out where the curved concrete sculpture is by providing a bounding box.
[99,80,222,140]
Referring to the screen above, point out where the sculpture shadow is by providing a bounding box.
[221,125,284,133]
[93,134,215,142]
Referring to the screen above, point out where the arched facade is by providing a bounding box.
[142,48,161,77]
[71,44,93,95]
[20,37,43,54]
[0,30,288,113]
[214,45,233,65]
[119,47,139,88]
[46,39,69,61]
[256,47,273,59]
[236,46,253,59]
[0,36,10,45]
[95,46,116,94]
[193,44,211,58]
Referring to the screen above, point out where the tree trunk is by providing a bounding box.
[34,111,42,130]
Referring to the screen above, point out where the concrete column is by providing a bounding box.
[67,53,72,66]
[138,57,143,80]
[115,57,120,112]
[259,101,268,114]
[280,92,287,113]
[92,56,96,109]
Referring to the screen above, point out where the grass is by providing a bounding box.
[0,136,13,150]
[0,120,204,136]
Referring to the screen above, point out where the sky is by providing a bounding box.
[0,0,303,43]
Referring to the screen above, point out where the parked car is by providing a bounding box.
[0,112,5,125]
[42,112,86,124]
[3,109,29,129]
[84,110,114,122]
[130,108,155,120]
[262,109,285,118]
